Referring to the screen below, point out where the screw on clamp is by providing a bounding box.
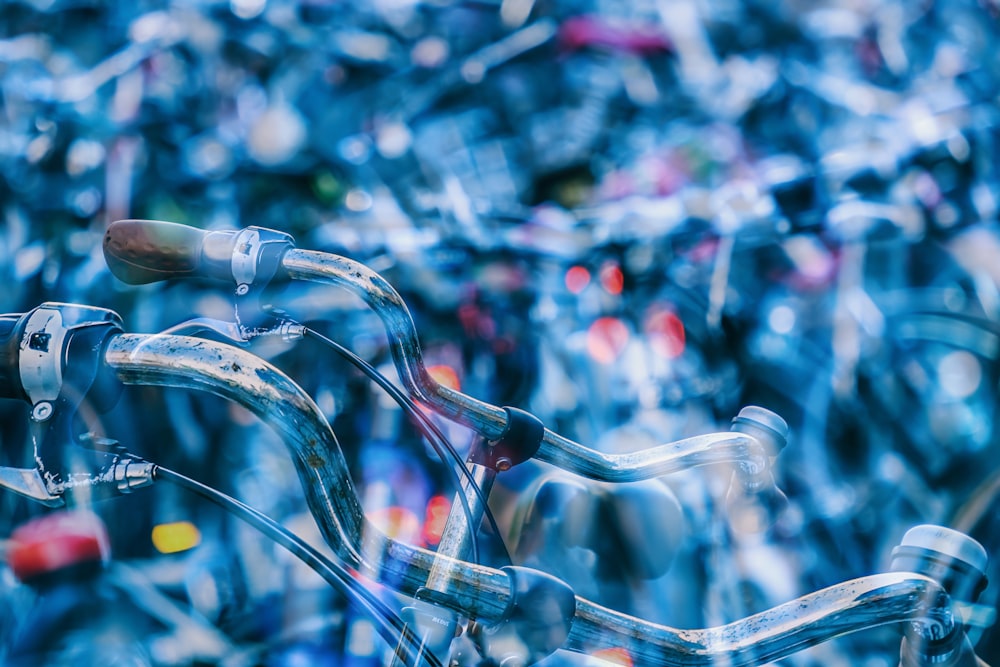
[468,407,545,472]
[31,402,54,422]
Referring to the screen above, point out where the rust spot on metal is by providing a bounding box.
[306,453,325,468]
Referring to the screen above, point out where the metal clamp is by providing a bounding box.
[18,306,70,406]
[231,226,294,293]
[468,407,545,472]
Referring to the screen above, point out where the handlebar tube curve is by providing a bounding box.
[101,221,780,482]
[103,332,513,621]
[280,249,775,482]
[101,333,971,667]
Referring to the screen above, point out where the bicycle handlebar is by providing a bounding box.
[99,223,990,665]
[102,332,513,619]
[571,572,955,666]
[281,249,786,481]
[0,306,986,666]
[99,331,981,667]
[103,221,785,485]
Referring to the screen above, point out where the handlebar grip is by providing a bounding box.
[103,220,238,285]
[726,406,790,533]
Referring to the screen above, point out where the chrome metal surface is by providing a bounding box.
[425,464,497,594]
[567,573,952,666]
[103,333,513,621]
[30,401,53,422]
[19,306,68,405]
[231,228,261,287]
[113,459,156,493]
[100,333,965,665]
[0,466,63,506]
[281,249,773,483]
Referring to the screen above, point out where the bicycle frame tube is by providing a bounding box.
[102,333,957,666]
[280,249,771,482]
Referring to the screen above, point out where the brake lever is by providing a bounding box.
[0,435,156,507]
[0,466,62,506]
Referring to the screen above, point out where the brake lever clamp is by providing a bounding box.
[229,226,295,296]
[17,304,124,490]
[468,406,545,472]
[0,304,155,506]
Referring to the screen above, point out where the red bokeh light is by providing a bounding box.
[599,262,624,295]
[423,495,451,546]
[587,317,630,364]
[645,309,685,359]
[565,265,591,294]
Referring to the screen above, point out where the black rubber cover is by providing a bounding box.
[0,314,24,400]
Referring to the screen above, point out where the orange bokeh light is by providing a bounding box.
[427,364,461,391]
[370,506,422,545]
[423,495,452,546]
[591,647,634,667]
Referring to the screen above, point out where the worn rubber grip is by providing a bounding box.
[103,220,236,285]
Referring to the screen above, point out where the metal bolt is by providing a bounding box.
[235,284,250,296]
[32,402,54,422]
[496,457,512,472]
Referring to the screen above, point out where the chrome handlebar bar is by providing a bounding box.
[0,301,987,665]
[281,248,782,483]
[104,220,784,487]
[100,332,982,667]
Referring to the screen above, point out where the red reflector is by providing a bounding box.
[8,511,110,582]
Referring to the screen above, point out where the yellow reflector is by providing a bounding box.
[151,521,202,554]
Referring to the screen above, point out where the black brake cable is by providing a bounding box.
[302,326,513,567]
[154,465,443,667]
